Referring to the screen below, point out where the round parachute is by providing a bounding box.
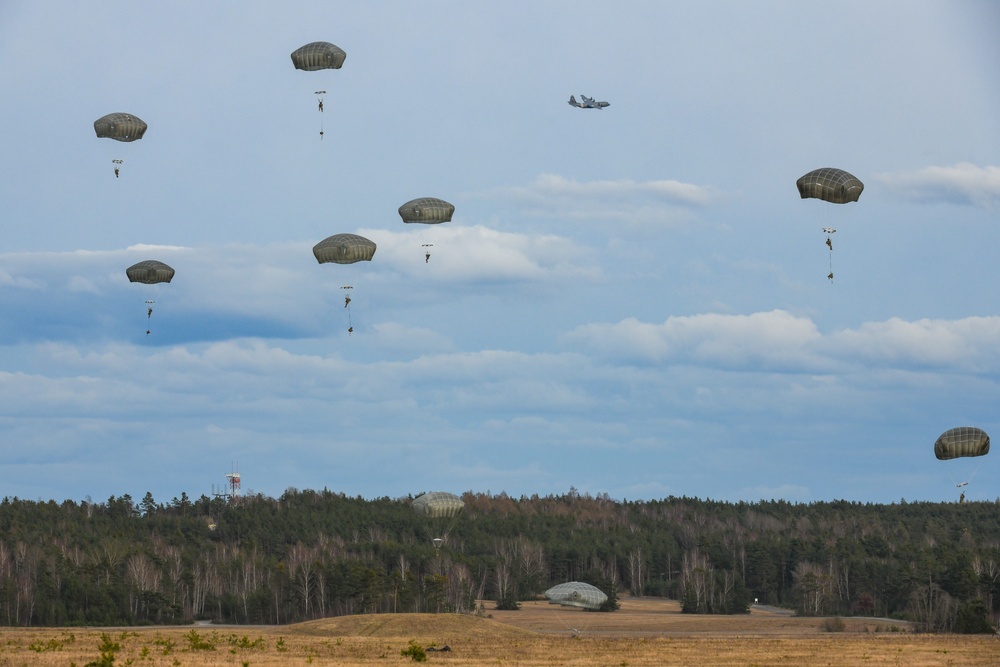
[934,427,990,460]
[796,168,864,204]
[94,113,148,142]
[398,198,455,224]
[412,492,464,518]
[126,260,175,284]
[313,234,376,265]
[291,42,347,71]
[544,582,608,610]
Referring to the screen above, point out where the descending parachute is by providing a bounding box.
[797,168,863,282]
[95,113,147,177]
[934,427,990,502]
[291,42,347,71]
[398,198,455,224]
[412,491,464,518]
[313,234,375,334]
[313,234,376,264]
[126,260,174,336]
[935,427,990,460]
[412,492,464,549]
[796,168,864,204]
[94,113,148,142]
[544,582,608,610]
[291,42,346,139]
[126,260,175,284]
[399,198,454,263]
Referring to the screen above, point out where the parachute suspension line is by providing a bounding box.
[315,91,326,140]
[341,285,353,335]
[553,605,589,638]
[965,459,986,491]
[943,465,982,502]
[823,228,836,283]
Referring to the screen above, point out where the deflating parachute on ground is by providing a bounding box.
[544,582,608,610]
[398,198,455,224]
[94,113,148,142]
[291,42,347,70]
[934,427,990,460]
[412,492,464,518]
[313,234,377,265]
[796,168,864,204]
[126,260,175,284]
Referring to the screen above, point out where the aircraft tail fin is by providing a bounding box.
[568,95,579,107]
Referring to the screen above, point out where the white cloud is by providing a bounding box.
[565,310,826,371]
[361,224,600,283]
[877,163,1000,209]
[566,310,1000,373]
[526,173,712,206]
[0,269,44,290]
[482,173,714,225]
[827,316,1000,371]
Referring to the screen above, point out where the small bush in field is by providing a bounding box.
[184,629,215,651]
[820,616,846,632]
[401,640,427,662]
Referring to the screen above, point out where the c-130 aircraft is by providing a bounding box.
[568,94,609,109]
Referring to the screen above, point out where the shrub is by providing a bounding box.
[820,616,846,632]
[401,640,427,662]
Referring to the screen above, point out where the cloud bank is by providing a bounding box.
[878,163,1000,209]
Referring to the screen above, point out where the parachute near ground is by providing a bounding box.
[126,260,174,284]
[313,234,376,264]
[94,113,148,142]
[398,198,455,224]
[291,42,346,71]
[796,168,864,204]
[412,492,464,518]
[545,582,608,610]
[412,492,464,549]
[934,427,990,460]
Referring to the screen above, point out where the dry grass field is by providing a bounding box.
[0,597,995,666]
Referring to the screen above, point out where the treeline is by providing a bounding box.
[0,489,996,632]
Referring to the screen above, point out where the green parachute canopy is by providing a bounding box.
[313,234,377,265]
[94,113,148,142]
[398,198,455,224]
[126,260,175,284]
[544,582,608,610]
[934,427,990,460]
[412,492,464,518]
[796,167,864,204]
[291,42,347,71]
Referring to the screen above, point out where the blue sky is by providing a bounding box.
[1,1,998,505]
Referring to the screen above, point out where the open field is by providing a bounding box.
[0,597,995,666]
